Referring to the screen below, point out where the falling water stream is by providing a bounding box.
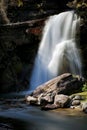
[0,11,86,130]
[30,11,82,90]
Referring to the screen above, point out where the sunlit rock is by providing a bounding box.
[82,102,87,113]
[26,73,85,110]
[71,100,81,106]
[54,94,70,108]
[26,96,37,104]
[32,73,85,97]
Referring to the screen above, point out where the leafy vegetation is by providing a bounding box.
[67,0,87,25]
[72,91,87,103]
[17,0,23,7]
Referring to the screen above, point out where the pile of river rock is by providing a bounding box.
[26,73,87,113]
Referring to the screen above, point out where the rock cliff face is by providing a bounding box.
[0,0,87,93]
[0,0,71,24]
[67,0,87,77]
[0,18,45,93]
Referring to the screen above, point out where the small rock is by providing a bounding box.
[41,104,58,110]
[71,100,81,106]
[73,95,82,100]
[54,94,69,108]
[70,106,75,109]
[26,96,37,104]
[69,95,75,100]
[37,93,43,105]
[82,102,87,113]
[38,92,54,105]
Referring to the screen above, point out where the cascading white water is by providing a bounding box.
[30,11,82,90]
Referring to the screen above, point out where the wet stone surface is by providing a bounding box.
[0,123,13,130]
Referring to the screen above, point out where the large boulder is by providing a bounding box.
[67,0,87,77]
[31,73,85,97]
[26,73,85,110]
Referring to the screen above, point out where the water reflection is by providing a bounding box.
[0,105,87,130]
[0,93,87,130]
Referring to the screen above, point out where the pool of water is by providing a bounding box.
[0,92,87,130]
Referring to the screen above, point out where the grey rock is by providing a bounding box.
[82,102,87,113]
[71,100,81,106]
[26,96,37,104]
[69,95,75,100]
[73,95,82,100]
[32,73,85,97]
[41,104,58,110]
[54,94,70,108]
[39,92,54,105]
[26,73,85,110]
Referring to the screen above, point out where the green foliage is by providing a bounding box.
[67,0,87,25]
[17,0,23,7]
[82,83,87,92]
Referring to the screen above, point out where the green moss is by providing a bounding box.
[82,83,87,92]
[72,91,87,103]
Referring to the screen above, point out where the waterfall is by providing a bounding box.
[30,11,82,90]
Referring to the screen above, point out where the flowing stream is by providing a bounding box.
[0,92,87,130]
[30,11,82,90]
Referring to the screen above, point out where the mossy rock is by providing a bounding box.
[71,91,87,103]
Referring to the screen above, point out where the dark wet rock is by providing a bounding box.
[0,0,70,24]
[67,0,87,77]
[56,75,85,95]
[0,17,46,93]
[0,123,13,130]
